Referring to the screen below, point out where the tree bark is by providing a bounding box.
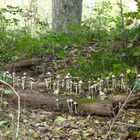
[52,0,83,32]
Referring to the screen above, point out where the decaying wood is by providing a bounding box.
[11,90,119,117]
[3,58,42,72]
[110,92,140,107]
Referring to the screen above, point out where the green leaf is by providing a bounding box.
[0,120,7,126]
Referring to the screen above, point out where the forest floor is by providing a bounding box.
[0,99,140,140]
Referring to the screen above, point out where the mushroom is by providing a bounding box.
[12,72,16,87]
[90,85,94,98]
[16,76,20,86]
[21,76,26,90]
[29,77,34,90]
[120,73,125,91]
[111,75,116,90]
[46,72,52,89]
[73,102,78,114]
[44,78,49,89]
[99,91,106,101]
[3,71,10,81]
[74,82,78,94]
[88,80,91,94]
[65,73,71,93]
[56,98,60,110]
[69,99,73,113]
[105,77,110,89]
[66,99,71,112]
[53,82,59,94]
[78,80,83,94]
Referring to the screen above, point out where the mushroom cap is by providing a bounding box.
[97,78,100,80]
[99,91,105,96]
[88,80,91,84]
[23,72,27,76]
[5,71,10,74]
[112,75,115,78]
[100,79,104,83]
[56,98,59,102]
[73,102,77,105]
[22,76,26,79]
[137,74,140,78]
[70,99,73,102]
[66,99,70,103]
[106,77,110,80]
[56,75,61,79]
[79,80,83,84]
[12,72,16,75]
[47,72,52,76]
[120,73,125,77]
[29,77,34,80]
[74,82,78,85]
[90,85,94,88]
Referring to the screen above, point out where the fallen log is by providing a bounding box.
[3,58,42,72]
[110,92,140,107]
[11,90,119,117]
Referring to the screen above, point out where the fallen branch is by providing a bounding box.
[0,80,20,138]
[105,84,137,139]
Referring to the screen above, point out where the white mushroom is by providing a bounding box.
[73,102,78,114]
[69,99,73,113]
[111,75,116,90]
[12,72,16,87]
[66,99,71,112]
[120,73,125,91]
[21,76,26,90]
[29,77,34,90]
[56,98,60,110]
[78,80,83,94]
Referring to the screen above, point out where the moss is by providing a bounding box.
[79,98,97,105]
[130,131,140,139]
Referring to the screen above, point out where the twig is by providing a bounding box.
[104,84,137,139]
[115,122,140,128]
[0,79,20,138]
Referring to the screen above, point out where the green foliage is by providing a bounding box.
[0,1,140,81]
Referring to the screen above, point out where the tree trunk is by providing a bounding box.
[52,0,83,32]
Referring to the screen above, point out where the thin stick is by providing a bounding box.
[0,79,20,138]
[104,84,136,139]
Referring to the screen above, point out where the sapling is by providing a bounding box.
[73,102,78,114]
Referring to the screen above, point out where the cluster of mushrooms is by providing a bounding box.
[2,71,140,100]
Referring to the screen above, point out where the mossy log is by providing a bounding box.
[11,90,119,117]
